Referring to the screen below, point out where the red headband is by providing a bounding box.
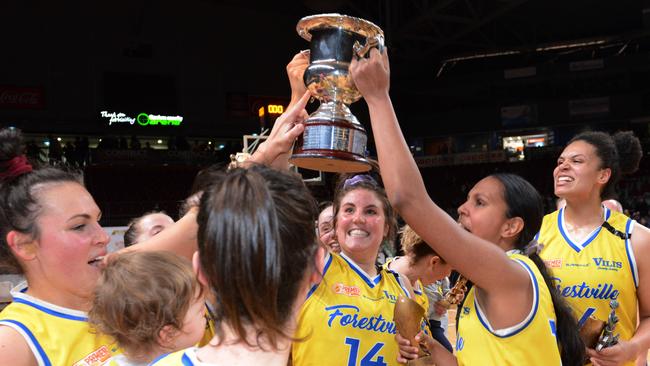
[0,155,33,180]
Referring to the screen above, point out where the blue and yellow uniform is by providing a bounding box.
[538,207,637,365]
[382,257,430,337]
[456,253,561,365]
[382,257,429,313]
[292,252,411,366]
[0,282,120,366]
[197,303,216,347]
[148,348,200,365]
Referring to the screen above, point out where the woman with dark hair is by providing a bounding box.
[0,91,311,365]
[292,173,416,366]
[537,130,650,366]
[151,165,321,365]
[349,48,585,365]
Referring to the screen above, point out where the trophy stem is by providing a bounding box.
[307,100,359,126]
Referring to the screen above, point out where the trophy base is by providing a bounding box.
[290,152,371,173]
[290,109,370,173]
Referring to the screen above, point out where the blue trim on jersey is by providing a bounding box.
[181,353,194,366]
[307,254,334,300]
[413,289,423,295]
[475,259,540,338]
[323,253,333,277]
[549,319,557,338]
[11,298,88,322]
[306,284,318,300]
[577,307,597,328]
[558,207,604,253]
[624,218,639,288]
[388,271,411,298]
[339,254,382,288]
[150,352,171,364]
[0,319,51,366]
[533,231,540,241]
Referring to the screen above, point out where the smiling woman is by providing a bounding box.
[0,128,120,365]
[537,131,650,366]
[292,173,413,366]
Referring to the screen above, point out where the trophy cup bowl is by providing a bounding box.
[289,13,384,173]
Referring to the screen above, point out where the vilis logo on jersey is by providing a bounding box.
[592,257,622,271]
[544,259,562,268]
[72,345,111,366]
[332,283,361,297]
[382,290,397,304]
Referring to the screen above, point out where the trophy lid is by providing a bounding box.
[297,13,384,42]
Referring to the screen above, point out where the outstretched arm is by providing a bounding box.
[118,207,199,260]
[349,48,528,296]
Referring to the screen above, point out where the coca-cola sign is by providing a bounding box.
[0,86,45,109]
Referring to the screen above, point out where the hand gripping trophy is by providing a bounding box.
[290,13,384,173]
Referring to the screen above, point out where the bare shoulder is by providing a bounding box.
[631,223,650,286]
[631,222,650,253]
[0,324,37,366]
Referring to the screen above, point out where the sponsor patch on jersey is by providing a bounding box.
[543,258,562,268]
[73,345,111,366]
[592,257,622,271]
[332,283,361,297]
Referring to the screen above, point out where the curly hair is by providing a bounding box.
[88,251,202,361]
[399,224,440,265]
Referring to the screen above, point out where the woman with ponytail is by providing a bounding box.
[349,47,585,365]
[537,131,650,366]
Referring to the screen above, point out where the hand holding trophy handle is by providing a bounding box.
[353,34,384,59]
[394,295,436,365]
[438,276,468,309]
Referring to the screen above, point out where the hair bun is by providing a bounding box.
[613,131,642,175]
[0,128,24,161]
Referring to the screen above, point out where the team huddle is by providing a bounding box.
[0,48,648,366]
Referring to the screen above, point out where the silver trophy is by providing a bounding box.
[290,13,384,173]
[595,300,620,351]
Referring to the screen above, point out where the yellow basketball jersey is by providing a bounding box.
[292,252,411,366]
[0,282,120,366]
[456,253,561,366]
[381,258,429,312]
[538,207,637,365]
[148,347,198,365]
[197,303,216,347]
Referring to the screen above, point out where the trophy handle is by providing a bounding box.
[353,35,384,58]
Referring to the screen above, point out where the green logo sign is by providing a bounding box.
[136,113,183,126]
